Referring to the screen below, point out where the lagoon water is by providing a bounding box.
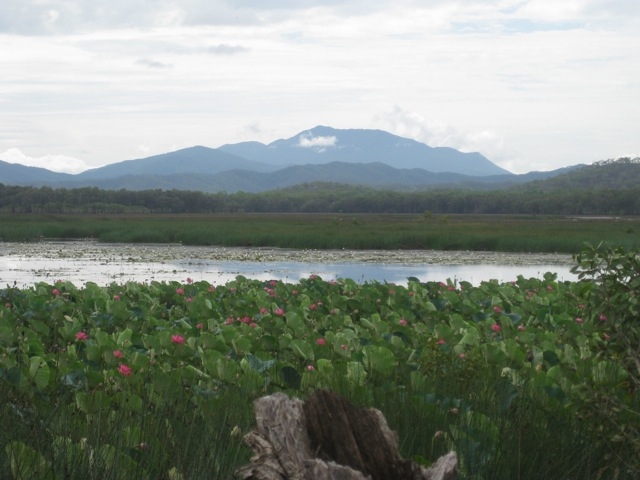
[160,259,575,286]
[0,242,577,287]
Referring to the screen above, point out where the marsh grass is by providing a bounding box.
[1,384,253,479]
[1,213,639,253]
[2,372,606,480]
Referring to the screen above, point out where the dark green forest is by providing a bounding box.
[2,158,639,215]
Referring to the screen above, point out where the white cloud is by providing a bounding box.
[207,43,249,55]
[298,135,338,149]
[0,148,89,174]
[135,58,172,69]
[137,144,152,155]
[0,0,638,175]
[1,0,638,37]
[374,106,535,174]
[375,107,497,152]
[514,0,586,23]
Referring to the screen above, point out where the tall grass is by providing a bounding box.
[3,343,633,479]
[2,373,610,480]
[1,213,639,253]
[1,384,253,479]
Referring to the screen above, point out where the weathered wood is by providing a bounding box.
[423,452,457,480]
[303,389,418,479]
[235,390,457,480]
[236,392,309,480]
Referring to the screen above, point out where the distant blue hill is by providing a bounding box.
[76,145,277,180]
[219,125,510,176]
[1,126,586,193]
[0,160,75,185]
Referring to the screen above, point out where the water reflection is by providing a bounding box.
[1,254,577,288]
[170,259,575,285]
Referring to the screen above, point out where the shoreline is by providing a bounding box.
[0,241,575,266]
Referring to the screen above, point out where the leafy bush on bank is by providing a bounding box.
[0,244,638,479]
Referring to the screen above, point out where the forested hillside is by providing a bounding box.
[1,158,638,215]
[520,157,640,191]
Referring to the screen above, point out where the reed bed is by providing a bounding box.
[1,213,639,253]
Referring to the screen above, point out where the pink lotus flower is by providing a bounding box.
[274,308,285,316]
[197,323,204,330]
[599,314,607,322]
[249,322,258,328]
[399,319,408,326]
[459,353,466,359]
[491,323,502,332]
[186,277,193,284]
[493,306,502,314]
[575,317,584,324]
[52,289,60,296]
[310,303,317,310]
[118,364,132,376]
[341,344,348,351]
[185,297,193,302]
[113,295,120,301]
[436,338,447,345]
[75,331,88,341]
[171,334,185,345]
[518,325,526,331]
[307,365,315,372]
[176,288,184,295]
[259,307,268,314]
[316,338,326,346]
[113,349,124,358]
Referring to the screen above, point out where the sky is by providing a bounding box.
[0,1,639,175]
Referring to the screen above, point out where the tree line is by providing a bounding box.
[1,181,639,216]
[2,158,639,215]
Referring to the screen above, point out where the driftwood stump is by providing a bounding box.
[235,390,457,480]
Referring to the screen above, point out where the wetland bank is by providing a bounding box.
[3,213,631,285]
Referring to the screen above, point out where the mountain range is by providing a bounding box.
[0,126,579,193]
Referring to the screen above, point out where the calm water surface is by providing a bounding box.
[0,242,577,287]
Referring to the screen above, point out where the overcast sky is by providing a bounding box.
[1,0,638,175]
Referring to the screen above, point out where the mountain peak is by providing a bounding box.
[1,126,515,191]
[222,126,509,176]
